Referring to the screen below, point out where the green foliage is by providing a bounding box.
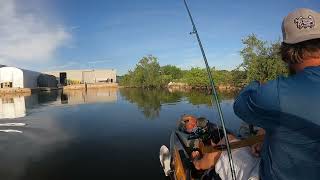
[159,74,173,85]
[161,65,183,80]
[119,55,162,88]
[182,67,209,87]
[67,79,81,85]
[120,34,288,89]
[240,34,288,82]
[212,70,233,86]
[181,68,233,87]
[230,69,247,87]
[119,55,185,88]
[138,56,161,88]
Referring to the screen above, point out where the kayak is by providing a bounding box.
[159,114,221,180]
[159,121,263,180]
[160,130,209,180]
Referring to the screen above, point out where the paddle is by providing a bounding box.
[199,134,265,153]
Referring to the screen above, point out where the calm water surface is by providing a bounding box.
[0,88,247,180]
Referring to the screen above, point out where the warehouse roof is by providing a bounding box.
[48,68,114,71]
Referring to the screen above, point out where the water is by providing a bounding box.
[0,88,247,180]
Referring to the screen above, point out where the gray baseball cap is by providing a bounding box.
[282,8,320,44]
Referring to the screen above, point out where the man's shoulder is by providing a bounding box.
[235,78,281,113]
[242,78,280,94]
[233,77,286,125]
[278,68,320,89]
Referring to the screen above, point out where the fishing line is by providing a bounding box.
[181,0,237,179]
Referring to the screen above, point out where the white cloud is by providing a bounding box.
[0,0,70,64]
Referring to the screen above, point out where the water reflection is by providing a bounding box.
[0,88,118,120]
[0,88,247,180]
[119,88,182,119]
[0,88,235,120]
[0,96,26,119]
[62,89,117,105]
[119,88,237,119]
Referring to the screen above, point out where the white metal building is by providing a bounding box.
[0,67,41,89]
[45,69,117,85]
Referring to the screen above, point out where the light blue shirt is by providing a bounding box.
[233,66,320,180]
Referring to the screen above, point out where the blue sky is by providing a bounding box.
[1,0,319,75]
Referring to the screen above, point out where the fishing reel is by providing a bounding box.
[188,128,213,146]
[187,117,213,145]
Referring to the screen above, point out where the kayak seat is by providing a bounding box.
[175,130,200,149]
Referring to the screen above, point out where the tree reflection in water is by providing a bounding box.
[119,88,237,119]
[119,88,182,119]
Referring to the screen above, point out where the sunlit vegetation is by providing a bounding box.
[66,79,81,85]
[240,34,288,83]
[119,34,288,88]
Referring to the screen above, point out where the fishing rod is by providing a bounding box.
[182,0,237,180]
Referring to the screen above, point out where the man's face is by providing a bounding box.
[183,116,197,133]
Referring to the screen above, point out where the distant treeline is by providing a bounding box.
[119,34,288,88]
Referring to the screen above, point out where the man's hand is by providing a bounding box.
[251,128,265,157]
[191,151,201,160]
[251,143,262,157]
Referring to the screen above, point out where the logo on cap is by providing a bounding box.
[294,15,315,29]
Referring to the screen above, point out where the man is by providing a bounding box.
[191,127,260,180]
[234,8,320,180]
[179,115,260,180]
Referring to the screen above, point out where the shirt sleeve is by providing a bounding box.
[233,79,281,129]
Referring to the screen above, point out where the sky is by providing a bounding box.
[0,0,319,75]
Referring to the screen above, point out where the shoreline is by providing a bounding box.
[0,83,119,97]
[0,88,32,97]
[63,83,118,90]
[0,83,240,97]
[119,82,242,92]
